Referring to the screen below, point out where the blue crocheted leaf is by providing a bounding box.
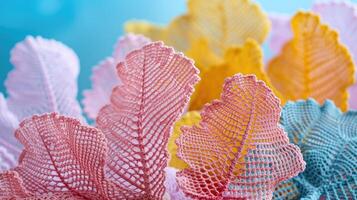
[273,99,357,199]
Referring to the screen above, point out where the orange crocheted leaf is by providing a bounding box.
[8,113,110,199]
[177,74,305,199]
[267,12,355,111]
[189,39,277,111]
[96,42,199,199]
[168,111,201,170]
[125,0,270,57]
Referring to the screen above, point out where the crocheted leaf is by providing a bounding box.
[168,111,201,170]
[126,0,270,56]
[83,34,150,119]
[0,146,17,171]
[268,14,292,55]
[96,42,199,199]
[273,99,357,199]
[189,39,277,111]
[0,93,21,158]
[165,167,190,200]
[267,12,355,111]
[177,74,305,199]
[0,171,28,198]
[12,113,109,199]
[5,36,84,121]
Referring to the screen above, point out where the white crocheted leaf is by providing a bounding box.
[165,167,190,200]
[83,34,150,119]
[176,74,305,199]
[0,146,17,171]
[5,36,84,121]
[268,13,292,55]
[96,42,199,199]
[0,93,21,160]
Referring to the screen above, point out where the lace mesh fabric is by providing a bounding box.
[176,74,305,199]
[0,113,111,199]
[273,99,357,199]
[83,34,151,119]
[96,42,199,199]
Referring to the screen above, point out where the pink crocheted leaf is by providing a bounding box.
[0,171,28,198]
[5,36,84,121]
[176,74,305,199]
[83,34,150,120]
[268,13,292,55]
[0,93,21,159]
[12,113,109,199]
[96,42,199,199]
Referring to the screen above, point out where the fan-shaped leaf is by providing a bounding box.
[125,0,270,57]
[0,146,17,171]
[83,34,150,120]
[176,74,305,199]
[0,93,21,159]
[2,113,110,199]
[165,167,190,200]
[96,42,199,199]
[189,39,278,111]
[0,171,28,198]
[273,99,357,199]
[168,111,201,170]
[5,36,84,121]
[267,12,355,111]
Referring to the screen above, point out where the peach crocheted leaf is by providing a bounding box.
[0,93,21,159]
[5,36,84,121]
[12,113,109,199]
[83,34,150,120]
[189,39,278,111]
[96,42,199,199]
[126,0,270,57]
[267,12,355,111]
[273,99,357,199]
[176,74,305,199]
[168,111,201,170]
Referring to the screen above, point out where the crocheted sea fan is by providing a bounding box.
[273,99,357,199]
[165,167,190,200]
[267,12,355,111]
[0,93,20,162]
[83,34,151,119]
[96,42,199,199]
[0,113,111,199]
[125,0,270,57]
[176,74,305,199]
[5,36,83,121]
[189,39,280,111]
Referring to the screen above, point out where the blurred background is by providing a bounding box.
[0,0,350,101]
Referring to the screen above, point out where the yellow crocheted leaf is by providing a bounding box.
[189,39,276,111]
[267,12,355,111]
[124,21,166,42]
[168,111,201,170]
[186,38,223,72]
[125,0,270,58]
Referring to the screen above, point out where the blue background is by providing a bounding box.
[0,0,350,101]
